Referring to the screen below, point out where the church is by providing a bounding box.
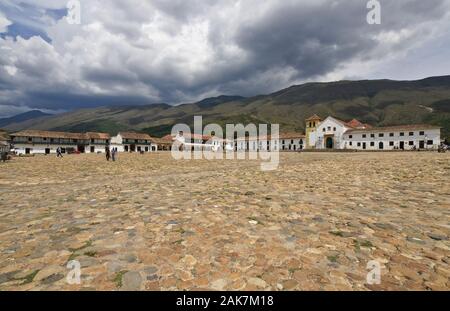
[305,115,441,151]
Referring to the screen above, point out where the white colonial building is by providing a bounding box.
[10,130,112,155]
[235,133,305,152]
[343,125,441,151]
[304,115,441,151]
[111,132,156,152]
[85,132,110,153]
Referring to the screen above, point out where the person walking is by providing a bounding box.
[105,146,111,161]
[111,147,116,162]
[56,147,63,158]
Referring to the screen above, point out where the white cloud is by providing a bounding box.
[0,12,12,33]
[0,0,449,116]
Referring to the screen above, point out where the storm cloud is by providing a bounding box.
[0,0,449,117]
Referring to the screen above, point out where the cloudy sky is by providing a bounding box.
[0,0,449,117]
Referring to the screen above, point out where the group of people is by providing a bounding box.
[105,146,119,161]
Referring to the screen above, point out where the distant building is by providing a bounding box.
[343,124,441,151]
[150,137,173,151]
[235,133,305,152]
[111,132,155,152]
[10,130,90,155]
[85,132,111,153]
[304,115,441,150]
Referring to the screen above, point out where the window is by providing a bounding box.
[322,128,325,132]
[357,142,361,147]
[409,132,414,136]
[427,140,433,145]
[409,141,414,146]
[370,134,375,138]
[327,126,331,131]
[370,142,375,147]
[28,137,32,142]
[400,132,404,137]
[349,142,352,146]
[389,141,394,146]
[389,133,394,137]
[333,127,336,131]
[291,140,294,144]
[313,122,315,127]
[362,134,366,138]
[349,135,353,139]
[379,133,384,137]
[419,131,425,136]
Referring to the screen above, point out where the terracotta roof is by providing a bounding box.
[306,114,322,121]
[85,132,110,140]
[278,132,306,139]
[162,133,212,141]
[345,124,441,134]
[11,130,86,140]
[119,132,153,140]
[237,132,305,141]
[150,137,173,145]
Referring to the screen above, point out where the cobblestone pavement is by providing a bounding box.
[0,152,449,291]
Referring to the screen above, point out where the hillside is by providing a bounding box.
[4,76,450,138]
[0,110,51,128]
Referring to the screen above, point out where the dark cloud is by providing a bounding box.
[0,0,449,117]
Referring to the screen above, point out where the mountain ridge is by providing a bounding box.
[3,76,450,138]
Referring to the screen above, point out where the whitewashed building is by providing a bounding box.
[10,130,89,155]
[111,132,155,152]
[85,132,110,153]
[10,130,111,155]
[313,116,370,149]
[304,114,441,151]
[343,125,441,151]
[235,133,305,152]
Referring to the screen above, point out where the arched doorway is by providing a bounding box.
[326,137,334,149]
[379,142,384,150]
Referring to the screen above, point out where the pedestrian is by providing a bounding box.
[1,151,7,162]
[111,147,116,162]
[105,146,110,161]
[56,147,63,158]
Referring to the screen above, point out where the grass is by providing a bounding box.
[329,230,344,237]
[327,255,339,263]
[113,270,128,288]
[19,270,40,285]
[84,251,97,257]
[354,239,374,251]
[67,240,94,263]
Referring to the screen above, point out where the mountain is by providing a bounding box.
[4,76,450,138]
[0,110,52,128]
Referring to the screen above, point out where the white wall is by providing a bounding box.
[13,144,79,155]
[316,117,350,149]
[343,128,441,150]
